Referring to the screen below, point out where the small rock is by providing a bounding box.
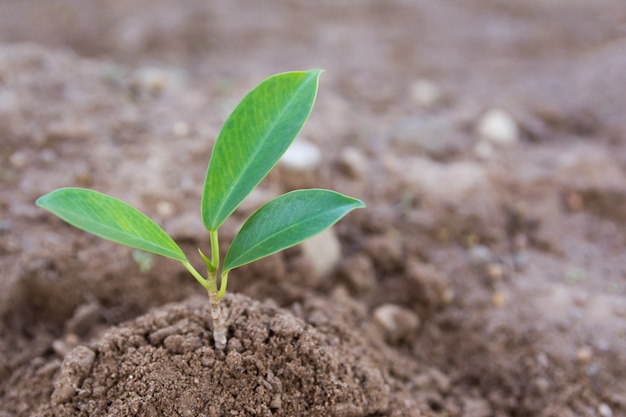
[576,346,593,363]
[40,148,56,163]
[338,146,368,179]
[132,67,168,95]
[469,245,493,266]
[166,212,204,240]
[485,262,505,283]
[492,290,506,307]
[173,121,190,138]
[156,200,175,218]
[279,138,321,172]
[373,304,420,344]
[410,78,444,108]
[300,228,341,279]
[236,187,277,215]
[9,151,28,168]
[598,403,613,417]
[476,108,519,146]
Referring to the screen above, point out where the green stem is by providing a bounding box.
[206,228,226,350]
[181,260,209,290]
[218,270,229,299]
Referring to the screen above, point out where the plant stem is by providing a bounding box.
[181,260,208,290]
[207,229,227,350]
[183,233,228,350]
[218,270,229,299]
[206,269,227,350]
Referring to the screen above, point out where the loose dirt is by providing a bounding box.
[1,1,625,416]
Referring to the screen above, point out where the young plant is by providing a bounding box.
[36,70,365,350]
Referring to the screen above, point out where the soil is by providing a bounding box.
[1,1,625,416]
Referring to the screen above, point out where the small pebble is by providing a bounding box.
[156,200,175,217]
[9,151,28,168]
[476,108,519,146]
[469,245,493,265]
[338,146,368,179]
[173,121,190,138]
[537,352,549,367]
[485,263,505,282]
[598,403,613,417]
[492,291,506,307]
[133,67,167,95]
[301,228,341,279]
[279,139,321,171]
[441,288,455,305]
[576,346,593,363]
[40,149,56,162]
[373,304,420,344]
[236,187,276,215]
[410,78,444,108]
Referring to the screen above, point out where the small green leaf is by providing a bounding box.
[202,69,323,231]
[223,189,365,272]
[36,188,187,262]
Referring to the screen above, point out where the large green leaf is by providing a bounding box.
[36,187,187,261]
[223,189,365,272]
[202,69,323,231]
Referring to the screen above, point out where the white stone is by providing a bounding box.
[373,304,420,343]
[599,403,613,417]
[410,79,444,108]
[279,139,321,171]
[173,121,190,138]
[300,227,341,278]
[338,146,368,179]
[156,200,175,217]
[476,108,519,146]
[236,187,277,215]
[403,157,493,204]
[9,151,28,168]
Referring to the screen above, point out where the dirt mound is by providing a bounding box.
[46,294,391,417]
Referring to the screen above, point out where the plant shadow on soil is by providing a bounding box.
[1,1,626,416]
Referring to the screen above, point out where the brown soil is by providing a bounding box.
[1,1,625,416]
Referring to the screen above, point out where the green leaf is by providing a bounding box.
[223,189,365,272]
[36,188,187,262]
[202,69,323,231]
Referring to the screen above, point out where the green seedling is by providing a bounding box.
[36,70,365,350]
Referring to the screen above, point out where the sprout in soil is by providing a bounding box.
[36,70,365,350]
